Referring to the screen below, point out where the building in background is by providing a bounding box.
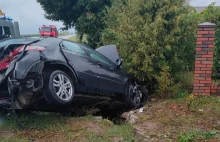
[194,6,220,13]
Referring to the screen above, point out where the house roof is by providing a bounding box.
[194,6,220,13]
[194,7,207,13]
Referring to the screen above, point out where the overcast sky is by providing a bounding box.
[0,0,220,35]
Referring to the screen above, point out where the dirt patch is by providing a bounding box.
[0,131,15,137]
[84,122,104,135]
[130,97,220,141]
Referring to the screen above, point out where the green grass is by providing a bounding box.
[21,32,69,37]
[21,34,40,37]
[132,95,220,141]
[68,34,87,42]
[85,123,134,142]
[0,137,28,142]
[1,96,219,142]
[172,96,220,141]
[0,112,134,142]
[59,32,69,36]
[1,112,66,130]
[178,130,220,142]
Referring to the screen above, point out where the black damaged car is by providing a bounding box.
[0,37,148,109]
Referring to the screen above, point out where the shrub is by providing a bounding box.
[102,0,198,97]
[175,71,194,93]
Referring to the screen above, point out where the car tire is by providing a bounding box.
[125,83,148,109]
[43,70,75,105]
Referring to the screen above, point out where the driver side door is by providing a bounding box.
[61,41,99,93]
[82,46,127,94]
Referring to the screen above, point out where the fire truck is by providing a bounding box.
[0,9,20,40]
[39,25,58,37]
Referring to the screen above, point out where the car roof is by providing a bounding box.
[31,37,63,48]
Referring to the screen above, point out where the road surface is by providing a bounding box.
[58,35,73,39]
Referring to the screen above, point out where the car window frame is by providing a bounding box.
[0,26,3,35]
[3,26,11,37]
[79,44,117,68]
[61,40,88,57]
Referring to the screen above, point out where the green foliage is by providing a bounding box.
[173,91,189,100]
[37,0,112,48]
[199,3,220,78]
[102,0,198,96]
[156,67,181,98]
[175,71,194,92]
[178,130,218,142]
[37,0,220,96]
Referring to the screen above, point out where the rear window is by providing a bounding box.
[41,27,52,32]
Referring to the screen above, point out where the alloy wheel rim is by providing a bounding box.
[53,73,73,101]
[130,87,141,106]
[133,93,141,106]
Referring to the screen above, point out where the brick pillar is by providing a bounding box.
[193,22,216,96]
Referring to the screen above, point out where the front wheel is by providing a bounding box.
[125,83,148,109]
[43,70,75,105]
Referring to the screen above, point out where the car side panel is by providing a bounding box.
[61,49,99,91]
[97,63,128,94]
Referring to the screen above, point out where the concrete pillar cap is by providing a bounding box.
[199,22,216,27]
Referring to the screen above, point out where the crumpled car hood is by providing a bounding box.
[96,45,120,65]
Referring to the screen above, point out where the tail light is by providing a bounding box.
[0,45,45,70]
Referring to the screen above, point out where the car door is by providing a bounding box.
[82,46,127,94]
[61,41,99,92]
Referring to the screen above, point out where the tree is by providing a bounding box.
[37,0,111,47]
[199,3,220,79]
[102,0,199,96]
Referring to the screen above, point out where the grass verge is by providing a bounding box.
[68,34,87,42]
[0,111,134,142]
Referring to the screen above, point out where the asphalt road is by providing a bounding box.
[58,35,73,39]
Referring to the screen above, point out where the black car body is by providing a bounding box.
[0,37,148,109]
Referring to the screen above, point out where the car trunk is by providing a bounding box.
[0,44,25,91]
[0,39,42,85]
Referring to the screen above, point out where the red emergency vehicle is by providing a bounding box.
[39,25,58,37]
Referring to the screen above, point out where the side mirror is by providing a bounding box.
[116,58,123,68]
[39,28,41,33]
